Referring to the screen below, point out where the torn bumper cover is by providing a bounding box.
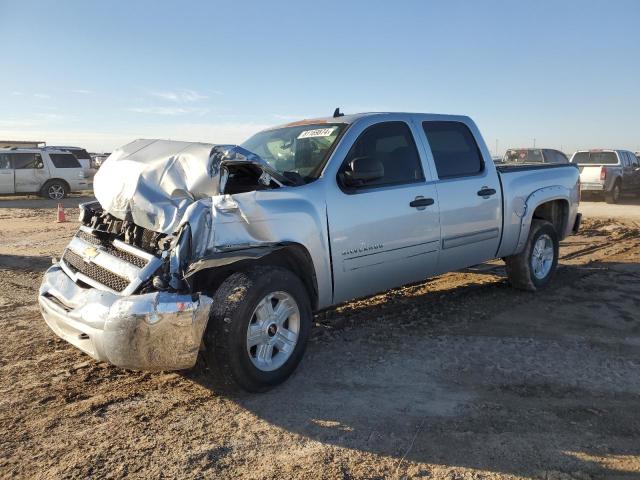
[39,264,213,371]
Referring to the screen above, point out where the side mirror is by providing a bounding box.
[342,156,384,187]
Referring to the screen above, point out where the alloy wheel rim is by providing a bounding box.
[48,184,64,199]
[246,291,300,372]
[531,233,554,280]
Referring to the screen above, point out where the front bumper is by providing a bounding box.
[39,265,213,371]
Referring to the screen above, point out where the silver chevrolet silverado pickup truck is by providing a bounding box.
[39,112,581,392]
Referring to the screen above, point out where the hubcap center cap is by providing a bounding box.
[267,323,278,337]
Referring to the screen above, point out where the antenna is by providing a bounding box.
[333,107,344,118]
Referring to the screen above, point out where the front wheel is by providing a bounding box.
[504,219,559,291]
[202,266,312,392]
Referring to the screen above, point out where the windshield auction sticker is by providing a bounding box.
[297,127,337,139]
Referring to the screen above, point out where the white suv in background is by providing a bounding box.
[0,148,92,199]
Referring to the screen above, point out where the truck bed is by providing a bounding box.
[496,163,578,173]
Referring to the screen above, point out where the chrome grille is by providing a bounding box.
[76,230,148,268]
[59,226,163,295]
[62,249,129,293]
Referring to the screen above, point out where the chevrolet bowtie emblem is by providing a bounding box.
[82,246,99,260]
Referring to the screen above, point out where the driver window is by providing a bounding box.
[0,155,10,169]
[340,121,424,189]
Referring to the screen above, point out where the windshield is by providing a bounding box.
[503,149,544,163]
[241,123,345,182]
[571,151,618,165]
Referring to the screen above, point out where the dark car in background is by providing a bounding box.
[501,148,569,164]
[570,149,640,203]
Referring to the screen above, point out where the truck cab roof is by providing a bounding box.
[273,112,473,130]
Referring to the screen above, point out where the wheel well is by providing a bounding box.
[532,200,568,238]
[191,244,319,310]
[42,178,70,192]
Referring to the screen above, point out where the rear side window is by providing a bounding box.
[341,121,424,188]
[546,150,568,164]
[0,154,10,169]
[50,153,81,168]
[571,151,618,165]
[504,149,543,163]
[422,121,483,178]
[11,153,44,169]
[70,149,91,160]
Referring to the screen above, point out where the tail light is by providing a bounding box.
[600,166,606,181]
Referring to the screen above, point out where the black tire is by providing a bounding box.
[202,266,312,392]
[41,180,68,200]
[504,219,559,291]
[605,181,621,204]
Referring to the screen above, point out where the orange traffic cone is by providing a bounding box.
[56,203,66,223]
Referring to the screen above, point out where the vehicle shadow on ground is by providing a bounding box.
[0,254,54,272]
[0,194,95,209]
[190,260,640,478]
[580,194,640,206]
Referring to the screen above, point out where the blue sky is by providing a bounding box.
[1,0,639,153]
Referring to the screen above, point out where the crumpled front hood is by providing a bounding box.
[94,139,222,234]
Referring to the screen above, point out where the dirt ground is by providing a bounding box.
[1,195,639,480]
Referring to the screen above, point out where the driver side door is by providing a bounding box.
[326,120,441,304]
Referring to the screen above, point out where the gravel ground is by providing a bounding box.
[0,196,639,480]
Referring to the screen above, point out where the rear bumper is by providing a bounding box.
[39,265,213,371]
[580,182,605,192]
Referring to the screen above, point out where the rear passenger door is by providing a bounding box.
[0,154,15,193]
[326,120,440,303]
[419,120,502,273]
[12,153,48,193]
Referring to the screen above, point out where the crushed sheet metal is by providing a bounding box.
[94,139,219,234]
[95,140,289,235]
[39,265,213,371]
[185,244,288,278]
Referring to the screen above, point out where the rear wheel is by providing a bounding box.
[202,266,312,392]
[504,220,559,291]
[41,180,67,200]
[605,181,621,204]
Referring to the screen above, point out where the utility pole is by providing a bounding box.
[495,139,499,157]
[533,138,536,148]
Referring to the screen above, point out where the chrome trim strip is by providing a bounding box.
[442,228,500,250]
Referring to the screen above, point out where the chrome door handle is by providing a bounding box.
[409,196,434,209]
[477,187,496,197]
